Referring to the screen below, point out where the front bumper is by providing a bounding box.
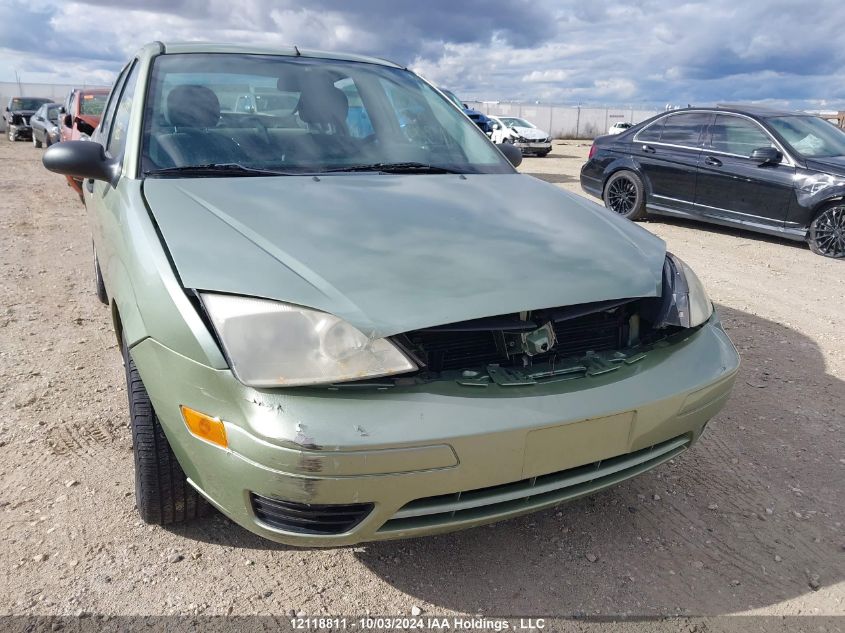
[515,140,552,153]
[130,316,739,547]
[8,124,32,139]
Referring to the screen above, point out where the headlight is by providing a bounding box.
[201,293,416,387]
[659,254,713,328]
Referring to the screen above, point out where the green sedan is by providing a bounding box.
[43,42,739,546]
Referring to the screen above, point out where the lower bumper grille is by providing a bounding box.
[250,493,373,535]
[379,435,689,533]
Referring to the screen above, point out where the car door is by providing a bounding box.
[61,92,76,141]
[85,62,136,275]
[633,111,712,213]
[31,105,45,140]
[695,114,795,228]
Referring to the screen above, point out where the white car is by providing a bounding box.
[489,115,552,156]
[608,121,633,135]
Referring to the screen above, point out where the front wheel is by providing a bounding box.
[7,126,16,142]
[808,203,845,258]
[124,339,209,525]
[33,133,42,148]
[603,170,647,220]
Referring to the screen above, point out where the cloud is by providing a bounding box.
[0,0,843,109]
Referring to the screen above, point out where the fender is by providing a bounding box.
[100,179,227,369]
[790,181,845,228]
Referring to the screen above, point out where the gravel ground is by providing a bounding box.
[0,139,843,621]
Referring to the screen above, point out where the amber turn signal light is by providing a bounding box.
[181,406,228,448]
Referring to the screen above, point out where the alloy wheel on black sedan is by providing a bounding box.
[809,204,845,259]
[603,170,646,220]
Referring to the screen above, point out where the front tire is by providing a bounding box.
[603,170,647,220]
[8,126,16,142]
[124,339,209,525]
[33,133,42,148]
[808,203,845,258]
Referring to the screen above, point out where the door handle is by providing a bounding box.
[641,144,655,153]
[705,156,722,167]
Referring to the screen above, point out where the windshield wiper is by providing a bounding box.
[320,162,462,174]
[144,163,296,177]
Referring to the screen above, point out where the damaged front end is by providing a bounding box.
[330,253,712,390]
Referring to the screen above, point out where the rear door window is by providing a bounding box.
[636,117,665,142]
[107,62,140,160]
[98,64,131,143]
[708,114,774,157]
[658,112,711,147]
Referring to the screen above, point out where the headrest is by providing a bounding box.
[167,85,220,129]
[296,78,348,129]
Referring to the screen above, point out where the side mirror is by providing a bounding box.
[497,142,522,168]
[750,146,782,165]
[63,113,72,128]
[43,141,119,185]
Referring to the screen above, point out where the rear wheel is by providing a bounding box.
[603,170,647,220]
[124,339,209,525]
[808,203,845,258]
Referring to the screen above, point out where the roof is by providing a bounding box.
[714,103,804,117]
[134,41,403,69]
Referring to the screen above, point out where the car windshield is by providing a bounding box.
[500,117,533,128]
[767,115,845,158]
[10,97,49,110]
[141,54,513,175]
[440,89,465,110]
[80,93,108,116]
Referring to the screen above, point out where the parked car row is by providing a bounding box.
[6,88,110,198]
[438,89,553,156]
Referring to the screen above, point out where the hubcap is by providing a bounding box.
[607,177,637,215]
[814,205,845,257]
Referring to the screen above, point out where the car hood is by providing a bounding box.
[143,174,665,338]
[512,126,548,140]
[804,155,845,178]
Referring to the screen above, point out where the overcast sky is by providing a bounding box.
[1,0,844,109]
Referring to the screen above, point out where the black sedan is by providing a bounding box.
[30,102,61,148]
[580,105,845,258]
